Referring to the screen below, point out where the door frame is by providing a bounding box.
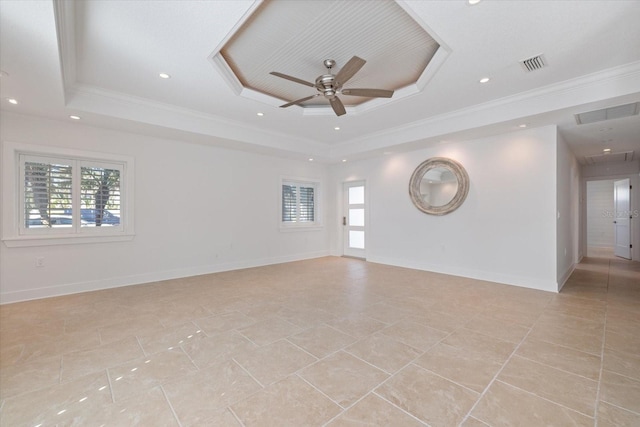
[342,180,368,259]
[581,173,639,262]
[614,178,632,259]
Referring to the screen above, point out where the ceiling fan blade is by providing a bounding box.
[341,88,394,98]
[335,56,366,85]
[330,96,346,116]
[270,71,315,88]
[280,94,319,108]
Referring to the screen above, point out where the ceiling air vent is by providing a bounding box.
[520,54,546,72]
[575,102,640,125]
[584,151,634,165]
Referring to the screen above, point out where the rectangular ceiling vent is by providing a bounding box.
[584,151,634,165]
[575,102,640,125]
[520,54,546,72]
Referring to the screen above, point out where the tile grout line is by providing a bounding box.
[294,373,347,413]
[159,384,184,427]
[513,352,600,383]
[340,325,463,424]
[599,399,640,417]
[492,379,597,419]
[105,368,116,404]
[593,259,611,427]
[459,300,550,425]
[283,337,322,361]
[227,405,247,427]
[230,357,265,389]
[373,391,433,427]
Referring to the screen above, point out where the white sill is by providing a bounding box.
[2,233,135,247]
[279,224,323,232]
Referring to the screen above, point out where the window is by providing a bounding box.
[280,178,320,228]
[2,142,134,246]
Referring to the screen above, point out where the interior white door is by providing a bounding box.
[343,181,366,258]
[614,178,631,259]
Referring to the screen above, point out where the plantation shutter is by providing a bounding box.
[81,165,122,227]
[23,157,73,228]
[299,185,315,222]
[282,184,297,222]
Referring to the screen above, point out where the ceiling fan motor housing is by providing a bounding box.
[316,74,339,100]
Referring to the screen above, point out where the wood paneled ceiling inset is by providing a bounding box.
[218,0,440,109]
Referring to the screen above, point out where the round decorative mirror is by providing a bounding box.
[409,157,469,215]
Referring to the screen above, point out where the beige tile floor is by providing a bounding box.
[1,256,639,426]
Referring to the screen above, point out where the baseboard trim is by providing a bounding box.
[0,250,331,304]
[366,255,559,293]
[557,263,576,292]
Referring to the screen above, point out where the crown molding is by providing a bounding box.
[331,61,640,159]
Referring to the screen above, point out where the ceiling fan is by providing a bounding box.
[270,56,394,117]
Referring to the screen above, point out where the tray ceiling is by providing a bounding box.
[218,0,440,109]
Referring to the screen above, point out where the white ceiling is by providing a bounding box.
[1,0,639,164]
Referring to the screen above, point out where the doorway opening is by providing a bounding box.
[586,178,631,259]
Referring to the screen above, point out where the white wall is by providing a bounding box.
[556,131,580,289]
[331,126,559,292]
[1,114,575,302]
[586,180,615,248]
[0,113,332,303]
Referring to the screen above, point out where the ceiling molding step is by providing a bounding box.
[330,61,640,158]
[66,84,329,157]
[208,1,263,60]
[209,54,244,96]
[52,0,76,101]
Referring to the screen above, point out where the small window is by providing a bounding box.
[281,179,320,228]
[2,142,134,247]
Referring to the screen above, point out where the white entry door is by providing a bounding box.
[343,181,366,258]
[614,178,631,259]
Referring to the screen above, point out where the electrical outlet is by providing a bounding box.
[35,257,45,267]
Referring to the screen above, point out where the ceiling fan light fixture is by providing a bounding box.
[271,56,394,117]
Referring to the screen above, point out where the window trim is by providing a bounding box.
[2,141,135,247]
[279,176,322,231]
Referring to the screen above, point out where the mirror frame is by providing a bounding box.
[409,157,469,216]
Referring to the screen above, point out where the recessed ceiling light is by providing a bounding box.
[342,159,347,162]
[159,73,171,79]
[518,124,527,128]
[257,112,264,116]
[479,77,490,83]
[468,0,482,4]
[308,158,314,162]
[69,115,81,120]
[603,148,612,153]
[334,126,340,131]
[7,98,18,105]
